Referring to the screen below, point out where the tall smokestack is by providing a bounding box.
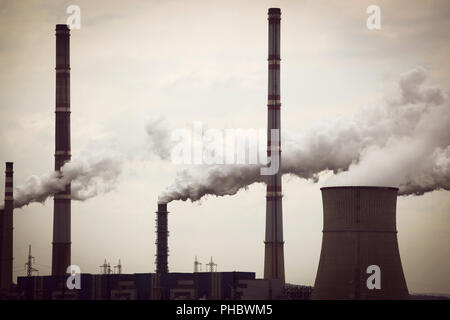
[155,203,169,274]
[52,24,71,276]
[264,8,285,284]
[0,162,14,290]
[312,187,409,299]
[0,208,3,282]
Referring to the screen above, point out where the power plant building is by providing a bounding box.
[16,272,257,300]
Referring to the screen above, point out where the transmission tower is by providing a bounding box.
[194,256,202,273]
[100,259,108,274]
[114,259,122,274]
[24,245,39,277]
[206,256,217,272]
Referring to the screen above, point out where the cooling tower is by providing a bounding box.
[0,162,14,290]
[312,186,409,300]
[52,24,72,276]
[264,7,285,284]
[155,203,169,274]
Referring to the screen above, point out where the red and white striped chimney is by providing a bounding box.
[0,162,14,290]
[264,8,285,284]
[52,24,72,276]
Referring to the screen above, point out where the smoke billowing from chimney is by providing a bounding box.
[152,67,450,203]
[7,155,122,209]
[157,164,264,204]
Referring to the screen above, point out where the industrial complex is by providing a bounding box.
[0,8,411,300]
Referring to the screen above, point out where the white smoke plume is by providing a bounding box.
[324,67,449,194]
[145,116,172,160]
[151,67,450,203]
[158,164,264,203]
[10,154,123,209]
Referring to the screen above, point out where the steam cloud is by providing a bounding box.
[9,155,123,209]
[151,67,450,203]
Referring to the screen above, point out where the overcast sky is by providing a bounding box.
[0,0,449,295]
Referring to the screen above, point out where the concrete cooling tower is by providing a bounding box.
[312,186,409,300]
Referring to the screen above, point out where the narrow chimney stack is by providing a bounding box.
[52,24,72,276]
[0,208,3,280]
[0,162,14,290]
[155,203,169,274]
[264,8,285,284]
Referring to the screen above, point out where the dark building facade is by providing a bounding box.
[16,272,256,300]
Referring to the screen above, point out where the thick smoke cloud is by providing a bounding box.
[152,67,450,203]
[158,164,264,203]
[325,67,450,194]
[8,155,123,209]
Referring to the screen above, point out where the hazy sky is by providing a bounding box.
[0,0,449,295]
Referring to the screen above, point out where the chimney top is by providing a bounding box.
[320,186,399,191]
[5,162,13,171]
[56,24,70,30]
[157,203,167,213]
[268,8,281,14]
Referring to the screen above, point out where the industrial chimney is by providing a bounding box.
[264,8,285,284]
[52,24,72,276]
[312,186,409,300]
[0,162,14,290]
[0,208,2,280]
[155,203,169,274]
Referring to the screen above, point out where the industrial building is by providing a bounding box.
[15,272,257,300]
[15,272,308,300]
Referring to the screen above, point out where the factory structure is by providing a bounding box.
[0,8,410,300]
